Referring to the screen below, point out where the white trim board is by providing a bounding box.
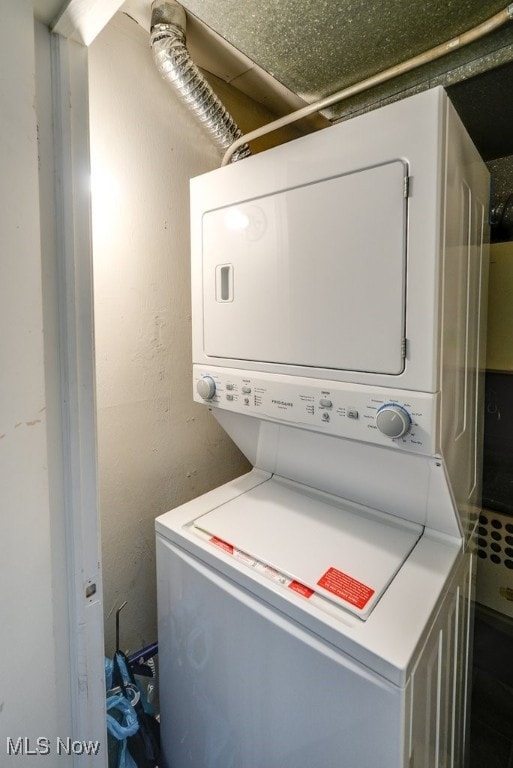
[53,0,124,44]
[49,29,106,765]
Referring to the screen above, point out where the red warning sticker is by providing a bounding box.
[288,581,315,598]
[209,536,234,554]
[317,567,375,610]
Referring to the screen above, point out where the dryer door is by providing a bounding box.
[202,160,407,375]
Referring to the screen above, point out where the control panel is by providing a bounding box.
[194,366,439,455]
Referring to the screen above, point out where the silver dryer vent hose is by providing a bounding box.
[150,1,251,163]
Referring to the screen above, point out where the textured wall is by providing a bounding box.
[89,13,255,656]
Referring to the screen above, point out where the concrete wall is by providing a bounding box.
[89,13,262,655]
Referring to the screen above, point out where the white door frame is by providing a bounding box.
[50,3,126,763]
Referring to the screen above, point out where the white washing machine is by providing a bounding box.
[156,87,489,768]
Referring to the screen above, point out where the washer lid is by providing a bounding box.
[191,476,422,620]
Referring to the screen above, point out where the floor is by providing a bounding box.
[469,610,513,768]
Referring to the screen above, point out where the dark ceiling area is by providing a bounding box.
[119,0,513,202]
[179,0,513,168]
[118,0,513,168]
[447,59,513,162]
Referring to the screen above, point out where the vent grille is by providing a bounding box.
[476,510,513,617]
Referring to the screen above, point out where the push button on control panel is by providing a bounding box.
[241,386,252,394]
[319,398,333,408]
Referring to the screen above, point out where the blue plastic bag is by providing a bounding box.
[106,656,141,768]
[106,692,139,768]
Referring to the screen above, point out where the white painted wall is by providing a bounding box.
[88,13,252,655]
[0,1,72,755]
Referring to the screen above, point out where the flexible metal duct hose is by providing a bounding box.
[150,1,251,163]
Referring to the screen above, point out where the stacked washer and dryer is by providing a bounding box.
[156,87,489,768]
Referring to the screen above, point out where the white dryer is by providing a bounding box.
[156,87,489,768]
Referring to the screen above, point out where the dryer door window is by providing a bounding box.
[202,160,408,375]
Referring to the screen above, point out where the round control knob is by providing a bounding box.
[376,404,411,439]
[196,375,216,401]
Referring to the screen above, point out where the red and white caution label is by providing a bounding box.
[209,536,234,554]
[208,535,313,598]
[288,581,315,598]
[317,567,375,610]
[196,526,382,616]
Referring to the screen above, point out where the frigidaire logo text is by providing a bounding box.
[272,399,293,407]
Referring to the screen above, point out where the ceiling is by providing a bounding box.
[174,0,513,162]
[32,0,63,24]
[33,0,513,161]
